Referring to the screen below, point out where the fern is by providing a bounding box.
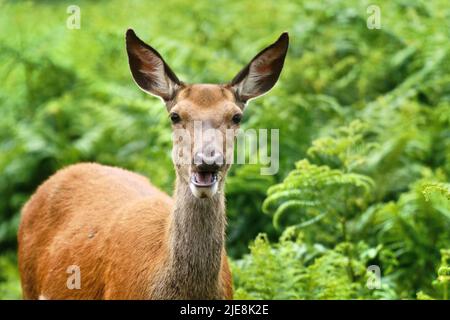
[423,182,450,201]
[417,249,450,300]
[354,171,450,296]
[1,0,450,300]
[0,252,21,299]
[263,159,374,229]
[232,231,396,300]
[307,120,378,172]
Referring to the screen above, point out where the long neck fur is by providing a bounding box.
[152,175,226,299]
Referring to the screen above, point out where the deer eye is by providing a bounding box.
[170,112,181,124]
[232,114,242,124]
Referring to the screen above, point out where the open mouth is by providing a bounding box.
[190,171,218,187]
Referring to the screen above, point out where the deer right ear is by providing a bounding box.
[126,29,182,102]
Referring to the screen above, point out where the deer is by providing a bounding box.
[17,29,289,300]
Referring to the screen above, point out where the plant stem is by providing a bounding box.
[444,281,448,300]
[340,217,355,282]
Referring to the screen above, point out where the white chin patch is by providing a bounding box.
[189,182,218,198]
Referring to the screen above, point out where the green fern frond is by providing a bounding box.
[263,159,374,229]
[422,182,450,201]
[307,120,377,171]
[273,200,321,229]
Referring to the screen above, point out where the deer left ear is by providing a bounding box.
[229,32,289,104]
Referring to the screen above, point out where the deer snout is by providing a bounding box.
[193,151,224,171]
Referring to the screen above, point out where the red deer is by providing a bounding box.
[17,29,288,299]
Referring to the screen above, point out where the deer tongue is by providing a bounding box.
[194,172,215,186]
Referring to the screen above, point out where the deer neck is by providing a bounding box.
[155,176,226,299]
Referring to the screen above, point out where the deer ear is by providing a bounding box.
[126,29,182,102]
[229,33,289,103]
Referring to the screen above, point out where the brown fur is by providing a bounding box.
[18,30,288,300]
[18,163,232,299]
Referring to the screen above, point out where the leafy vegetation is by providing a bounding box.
[0,0,449,299]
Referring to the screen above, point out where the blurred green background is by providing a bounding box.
[0,0,449,299]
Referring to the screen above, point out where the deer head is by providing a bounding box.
[126,29,288,198]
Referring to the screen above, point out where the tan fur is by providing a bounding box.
[18,163,232,299]
[18,30,288,300]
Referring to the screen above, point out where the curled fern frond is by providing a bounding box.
[422,182,450,201]
[263,159,374,229]
[273,200,320,229]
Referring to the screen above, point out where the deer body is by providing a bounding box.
[18,30,288,299]
[18,163,231,299]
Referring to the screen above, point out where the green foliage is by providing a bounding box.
[417,249,450,300]
[353,172,450,296]
[423,182,450,201]
[307,120,378,171]
[238,115,449,299]
[237,115,449,300]
[232,0,450,299]
[226,165,277,256]
[263,158,374,229]
[1,0,449,299]
[232,231,396,299]
[0,252,21,300]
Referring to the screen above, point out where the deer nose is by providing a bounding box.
[193,151,224,171]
